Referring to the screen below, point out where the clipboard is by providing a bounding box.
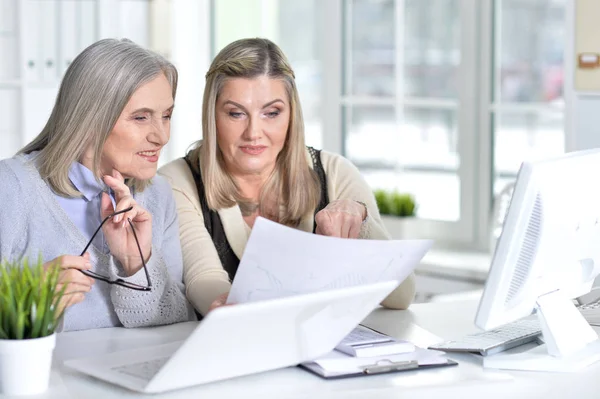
[300,356,458,380]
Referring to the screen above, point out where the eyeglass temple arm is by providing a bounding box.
[79,206,134,257]
[127,218,152,288]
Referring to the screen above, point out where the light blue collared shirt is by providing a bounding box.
[54,162,112,254]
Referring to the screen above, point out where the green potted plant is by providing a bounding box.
[374,189,418,238]
[0,257,66,396]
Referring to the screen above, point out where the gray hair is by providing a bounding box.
[20,38,178,197]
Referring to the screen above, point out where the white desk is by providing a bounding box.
[6,300,600,399]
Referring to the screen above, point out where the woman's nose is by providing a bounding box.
[243,116,262,141]
[150,118,169,145]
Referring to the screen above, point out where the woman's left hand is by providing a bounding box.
[207,292,234,313]
[315,199,367,239]
[101,170,153,276]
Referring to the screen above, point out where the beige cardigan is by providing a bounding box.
[158,149,416,316]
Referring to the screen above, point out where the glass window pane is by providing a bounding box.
[349,0,395,97]
[345,107,458,169]
[277,0,322,148]
[345,106,460,221]
[213,0,322,148]
[399,108,459,169]
[404,0,460,98]
[362,169,460,222]
[493,111,564,194]
[345,106,398,167]
[498,0,566,103]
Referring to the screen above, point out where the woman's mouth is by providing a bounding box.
[240,146,267,155]
[137,150,160,163]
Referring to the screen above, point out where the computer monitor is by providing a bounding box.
[475,148,600,372]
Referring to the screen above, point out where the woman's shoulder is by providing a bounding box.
[0,155,38,216]
[309,148,358,175]
[158,157,189,177]
[157,157,197,195]
[146,173,173,197]
[0,155,34,189]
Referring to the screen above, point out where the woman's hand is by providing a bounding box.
[45,253,95,312]
[315,199,367,239]
[207,292,233,313]
[101,170,152,276]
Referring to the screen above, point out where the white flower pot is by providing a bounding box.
[0,333,56,396]
[381,215,420,239]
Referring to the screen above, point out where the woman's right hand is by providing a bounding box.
[44,253,95,312]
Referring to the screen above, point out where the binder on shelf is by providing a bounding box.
[59,0,78,76]
[22,0,42,83]
[77,0,97,53]
[40,0,58,82]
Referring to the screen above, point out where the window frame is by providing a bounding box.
[327,0,486,250]
[202,0,567,252]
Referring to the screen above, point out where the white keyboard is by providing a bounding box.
[428,318,542,356]
[111,357,170,381]
[578,300,600,326]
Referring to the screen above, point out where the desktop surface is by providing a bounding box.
[8,300,600,399]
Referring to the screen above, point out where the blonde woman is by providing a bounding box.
[0,39,195,331]
[159,38,415,316]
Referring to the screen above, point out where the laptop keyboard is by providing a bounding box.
[111,357,170,381]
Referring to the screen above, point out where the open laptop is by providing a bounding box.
[64,280,398,393]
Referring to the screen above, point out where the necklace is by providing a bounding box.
[238,201,259,217]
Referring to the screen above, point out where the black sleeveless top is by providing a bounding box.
[183,147,329,281]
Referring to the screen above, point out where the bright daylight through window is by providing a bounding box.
[212,0,566,249]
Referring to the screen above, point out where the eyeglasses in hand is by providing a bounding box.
[79,206,152,291]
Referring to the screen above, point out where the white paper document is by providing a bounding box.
[227,217,433,304]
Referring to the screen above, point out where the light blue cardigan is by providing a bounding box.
[0,154,195,331]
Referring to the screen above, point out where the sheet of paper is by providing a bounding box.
[228,217,433,304]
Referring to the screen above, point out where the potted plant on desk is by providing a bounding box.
[0,257,66,396]
[374,189,419,239]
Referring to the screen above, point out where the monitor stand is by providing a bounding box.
[484,290,600,372]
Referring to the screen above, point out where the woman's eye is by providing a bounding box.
[163,114,172,120]
[134,116,147,121]
[266,111,280,118]
[229,112,244,118]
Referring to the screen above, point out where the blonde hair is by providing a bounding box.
[20,38,178,197]
[189,37,320,226]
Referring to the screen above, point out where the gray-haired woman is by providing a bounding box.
[0,38,195,331]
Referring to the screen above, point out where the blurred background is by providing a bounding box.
[0,0,570,300]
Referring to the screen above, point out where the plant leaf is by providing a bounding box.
[0,255,64,339]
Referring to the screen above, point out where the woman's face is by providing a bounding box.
[97,73,174,180]
[215,76,290,178]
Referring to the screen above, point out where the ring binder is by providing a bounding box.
[362,360,419,374]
